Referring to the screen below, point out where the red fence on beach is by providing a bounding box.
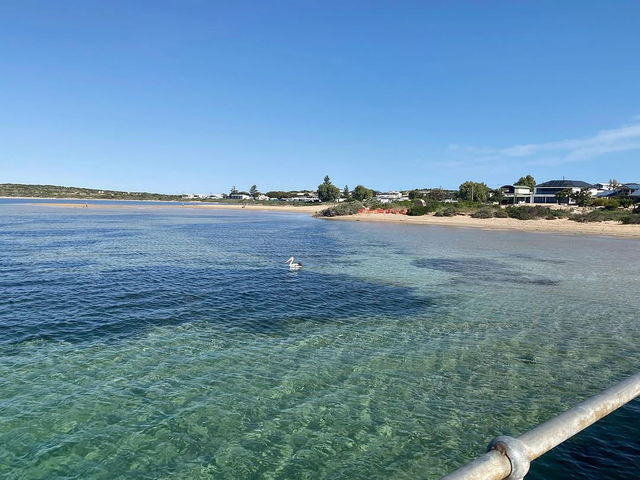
[357,208,407,215]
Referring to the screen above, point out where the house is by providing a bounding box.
[500,184,533,204]
[228,193,252,200]
[375,191,408,203]
[531,180,595,204]
[285,193,321,202]
[597,183,640,202]
[183,193,209,199]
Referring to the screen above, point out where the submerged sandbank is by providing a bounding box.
[30,202,326,214]
[23,202,640,238]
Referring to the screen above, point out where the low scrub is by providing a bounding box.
[505,205,566,220]
[493,209,508,218]
[319,201,363,217]
[570,210,630,223]
[407,200,441,216]
[621,214,640,224]
[435,206,457,217]
[590,198,620,209]
[471,208,494,219]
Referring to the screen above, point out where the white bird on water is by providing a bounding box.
[285,257,302,270]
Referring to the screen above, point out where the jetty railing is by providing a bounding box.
[441,372,640,480]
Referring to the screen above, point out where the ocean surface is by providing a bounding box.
[1,200,639,479]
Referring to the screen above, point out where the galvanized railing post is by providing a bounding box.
[441,372,640,480]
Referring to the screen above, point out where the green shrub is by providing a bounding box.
[407,206,430,216]
[319,201,363,217]
[471,208,494,219]
[570,210,630,223]
[505,205,567,220]
[407,200,441,216]
[435,206,457,217]
[619,198,632,208]
[591,198,620,209]
[493,209,508,218]
[621,214,640,224]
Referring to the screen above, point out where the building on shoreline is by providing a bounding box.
[499,184,533,204]
[375,191,408,203]
[499,180,612,205]
[596,183,640,201]
[531,180,596,204]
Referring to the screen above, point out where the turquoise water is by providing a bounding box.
[1,202,638,479]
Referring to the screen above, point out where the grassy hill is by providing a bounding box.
[0,183,184,201]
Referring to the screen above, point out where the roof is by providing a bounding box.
[595,183,640,198]
[536,180,594,188]
[625,183,640,197]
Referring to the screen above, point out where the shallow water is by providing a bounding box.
[1,202,639,479]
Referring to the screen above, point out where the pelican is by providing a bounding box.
[285,256,302,270]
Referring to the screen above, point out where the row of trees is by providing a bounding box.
[317,176,377,202]
[228,176,379,202]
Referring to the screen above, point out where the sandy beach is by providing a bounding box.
[324,212,640,239]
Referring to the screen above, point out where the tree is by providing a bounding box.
[352,185,375,201]
[515,175,536,189]
[458,181,490,202]
[570,187,592,207]
[317,175,340,202]
[408,189,423,200]
[343,185,350,199]
[249,185,259,198]
[491,188,505,204]
[555,188,572,204]
[425,188,447,201]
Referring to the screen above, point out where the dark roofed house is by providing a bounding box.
[533,180,596,204]
[600,183,640,201]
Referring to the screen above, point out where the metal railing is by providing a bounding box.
[441,372,640,480]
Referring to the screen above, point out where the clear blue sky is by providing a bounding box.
[1,1,639,193]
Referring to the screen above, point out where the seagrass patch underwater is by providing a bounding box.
[1,202,639,479]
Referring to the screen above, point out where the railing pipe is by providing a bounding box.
[442,372,640,480]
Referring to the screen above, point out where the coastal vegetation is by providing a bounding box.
[515,175,536,189]
[457,181,490,202]
[0,183,184,201]
[318,201,363,217]
[317,176,340,202]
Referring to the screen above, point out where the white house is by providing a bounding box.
[499,185,533,204]
[375,191,407,203]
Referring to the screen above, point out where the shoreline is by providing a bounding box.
[21,201,326,214]
[323,213,640,239]
[8,200,640,238]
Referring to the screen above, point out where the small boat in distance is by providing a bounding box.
[285,257,302,270]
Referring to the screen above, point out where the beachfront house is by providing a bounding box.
[228,193,252,200]
[375,191,408,203]
[499,184,533,204]
[531,180,596,204]
[284,192,321,202]
[596,183,640,202]
[183,193,209,199]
